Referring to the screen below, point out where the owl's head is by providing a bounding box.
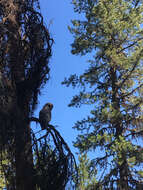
[44,103,53,110]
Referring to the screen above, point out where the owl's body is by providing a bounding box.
[39,103,53,130]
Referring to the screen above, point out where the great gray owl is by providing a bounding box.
[39,103,53,130]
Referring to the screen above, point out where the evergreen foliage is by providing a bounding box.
[0,0,76,189]
[75,153,101,190]
[32,125,77,190]
[63,0,143,189]
[0,0,53,188]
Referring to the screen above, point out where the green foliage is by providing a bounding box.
[0,152,15,190]
[76,153,97,190]
[71,153,102,190]
[0,166,5,189]
[63,0,143,189]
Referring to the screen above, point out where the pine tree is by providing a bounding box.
[63,0,143,189]
[75,153,100,190]
[0,1,76,189]
[0,0,52,189]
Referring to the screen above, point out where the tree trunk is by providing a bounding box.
[118,159,130,190]
[110,66,129,189]
[5,1,36,189]
[15,113,36,190]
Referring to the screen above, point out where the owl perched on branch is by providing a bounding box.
[39,103,53,130]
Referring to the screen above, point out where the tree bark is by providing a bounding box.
[15,112,36,190]
[6,1,36,189]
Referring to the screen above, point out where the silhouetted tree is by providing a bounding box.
[0,0,53,189]
[0,1,76,189]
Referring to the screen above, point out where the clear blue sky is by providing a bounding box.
[35,0,91,155]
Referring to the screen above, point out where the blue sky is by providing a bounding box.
[36,0,91,155]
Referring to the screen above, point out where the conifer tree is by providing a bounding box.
[0,0,52,189]
[0,1,76,189]
[75,153,100,190]
[63,0,143,189]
